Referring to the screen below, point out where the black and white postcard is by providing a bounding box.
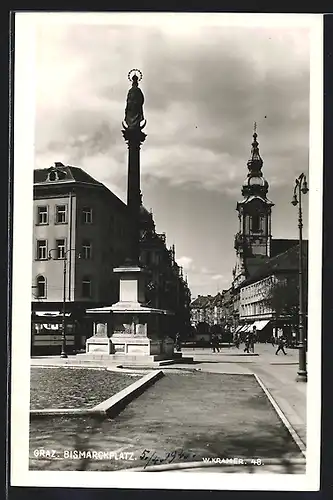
[10,12,323,491]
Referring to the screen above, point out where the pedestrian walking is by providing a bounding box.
[271,335,275,347]
[234,333,240,349]
[250,327,257,353]
[275,335,287,355]
[211,333,220,353]
[250,335,255,353]
[244,334,250,353]
[175,332,181,352]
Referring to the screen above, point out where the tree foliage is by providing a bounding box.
[263,274,307,320]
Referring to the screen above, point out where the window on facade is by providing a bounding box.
[48,170,58,182]
[82,207,93,224]
[56,239,65,259]
[36,240,47,260]
[36,276,46,298]
[82,277,91,298]
[55,205,67,224]
[82,240,92,260]
[251,214,260,232]
[37,206,48,224]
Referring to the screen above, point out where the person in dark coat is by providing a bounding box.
[234,333,240,349]
[250,327,257,353]
[244,334,250,353]
[275,335,287,355]
[175,332,181,352]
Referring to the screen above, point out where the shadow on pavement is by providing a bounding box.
[182,422,305,474]
[73,415,106,471]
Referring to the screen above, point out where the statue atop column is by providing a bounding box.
[123,69,146,130]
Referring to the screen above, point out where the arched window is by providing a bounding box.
[251,214,260,233]
[36,276,46,298]
[48,170,58,182]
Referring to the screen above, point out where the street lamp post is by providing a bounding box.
[291,173,309,382]
[48,248,79,358]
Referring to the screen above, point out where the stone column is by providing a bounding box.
[122,70,147,266]
[123,129,146,264]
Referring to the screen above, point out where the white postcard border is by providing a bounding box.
[10,12,323,491]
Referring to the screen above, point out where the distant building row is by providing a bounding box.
[190,241,307,341]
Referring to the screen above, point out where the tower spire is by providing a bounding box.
[248,122,262,167]
[240,123,268,198]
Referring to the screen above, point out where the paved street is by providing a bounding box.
[31,343,306,448]
[177,344,306,446]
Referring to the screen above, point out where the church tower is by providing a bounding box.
[233,124,274,288]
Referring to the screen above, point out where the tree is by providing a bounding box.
[263,274,305,323]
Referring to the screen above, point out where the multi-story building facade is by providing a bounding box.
[32,162,191,352]
[190,295,213,327]
[238,242,308,342]
[139,203,191,337]
[210,292,226,326]
[32,163,131,352]
[190,292,228,340]
[32,163,131,312]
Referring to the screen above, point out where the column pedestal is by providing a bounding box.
[85,264,178,365]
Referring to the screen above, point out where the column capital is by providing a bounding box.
[122,128,147,144]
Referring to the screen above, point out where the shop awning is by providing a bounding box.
[252,320,270,331]
[242,324,255,333]
[34,311,71,317]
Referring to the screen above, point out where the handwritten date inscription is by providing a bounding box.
[139,449,196,468]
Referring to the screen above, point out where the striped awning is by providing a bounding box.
[237,324,250,333]
[243,324,256,333]
[252,320,270,331]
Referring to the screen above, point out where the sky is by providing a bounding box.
[34,14,312,299]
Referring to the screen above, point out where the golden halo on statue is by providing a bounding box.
[128,69,143,82]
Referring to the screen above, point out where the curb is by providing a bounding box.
[30,370,164,419]
[253,374,306,458]
[92,370,164,416]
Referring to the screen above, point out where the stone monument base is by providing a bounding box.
[85,263,188,366]
[82,352,176,366]
[86,335,112,354]
[85,334,176,365]
[110,334,174,357]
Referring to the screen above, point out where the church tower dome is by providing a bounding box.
[242,123,269,198]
